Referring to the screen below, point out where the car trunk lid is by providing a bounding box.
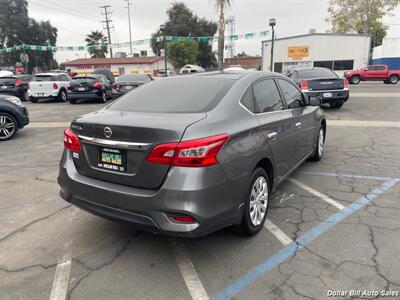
[0,77,17,91]
[307,78,344,91]
[71,109,206,189]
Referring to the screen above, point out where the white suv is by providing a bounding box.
[29,73,71,103]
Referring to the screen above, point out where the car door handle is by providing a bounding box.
[295,122,302,128]
[267,131,278,140]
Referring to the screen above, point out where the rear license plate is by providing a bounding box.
[323,92,332,98]
[78,87,85,91]
[98,147,127,172]
[124,86,133,90]
[37,93,44,97]
[1,86,7,89]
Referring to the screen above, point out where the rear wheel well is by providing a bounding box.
[255,158,274,192]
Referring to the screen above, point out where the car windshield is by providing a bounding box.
[109,77,234,113]
[297,69,337,79]
[117,74,149,82]
[72,77,96,84]
[34,75,57,81]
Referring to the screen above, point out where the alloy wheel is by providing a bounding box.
[0,115,16,140]
[318,128,324,157]
[249,176,268,226]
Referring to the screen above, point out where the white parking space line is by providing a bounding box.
[328,120,400,128]
[170,238,208,300]
[264,220,293,246]
[28,122,70,128]
[49,258,72,300]
[288,178,345,210]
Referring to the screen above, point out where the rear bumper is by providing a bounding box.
[29,91,59,98]
[305,90,349,103]
[58,150,247,237]
[69,92,101,100]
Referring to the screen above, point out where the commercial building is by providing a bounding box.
[224,56,261,69]
[262,33,371,75]
[372,38,400,70]
[60,56,175,77]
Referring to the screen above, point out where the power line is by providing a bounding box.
[100,5,114,58]
[124,0,134,56]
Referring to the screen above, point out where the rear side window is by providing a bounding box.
[34,75,56,81]
[252,79,283,113]
[240,87,255,113]
[109,77,233,113]
[277,79,305,109]
[298,68,337,79]
[72,77,96,84]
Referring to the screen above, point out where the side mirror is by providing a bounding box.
[309,96,321,106]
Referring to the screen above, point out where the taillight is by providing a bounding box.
[169,215,195,223]
[147,134,229,167]
[15,79,23,87]
[27,83,30,90]
[64,128,81,152]
[93,82,102,89]
[300,80,309,90]
[343,78,349,89]
[112,83,118,89]
[66,84,71,90]
[53,82,58,89]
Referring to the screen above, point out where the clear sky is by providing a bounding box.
[26,0,400,64]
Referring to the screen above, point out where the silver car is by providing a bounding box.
[58,71,326,237]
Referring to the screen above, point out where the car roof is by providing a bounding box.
[188,70,284,82]
[287,67,331,72]
[35,73,67,76]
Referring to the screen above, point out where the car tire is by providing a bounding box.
[311,125,324,161]
[350,75,360,85]
[58,89,68,102]
[100,91,107,103]
[383,80,390,84]
[389,75,398,84]
[235,168,270,236]
[22,91,29,102]
[69,99,76,104]
[0,112,18,141]
[30,97,38,103]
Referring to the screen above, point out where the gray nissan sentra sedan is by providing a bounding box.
[58,71,326,237]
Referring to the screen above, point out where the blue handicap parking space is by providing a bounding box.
[211,172,400,300]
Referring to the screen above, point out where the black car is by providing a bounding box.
[68,74,113,104]
[0,94,29,141]
[0,75,34,101]
[285,67,349,108]
[113,74,152,96]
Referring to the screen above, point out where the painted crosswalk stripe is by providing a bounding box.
[264,220,293,246]
[170,238,208,300]
[288,178,345,210]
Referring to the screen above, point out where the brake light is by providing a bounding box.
[93,82,102,89]
[147,134,229,167]
[64,128,81,152]
[27,83,30,90]
[300,80,309,90]
[53,82,58,89]
[66,84,71,90]
[343,78,349,89]
[15,79,23,87]
[112,83,118,89]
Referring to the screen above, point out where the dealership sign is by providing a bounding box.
[288,46,309,60]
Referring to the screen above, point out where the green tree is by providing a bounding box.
[0,0,57,72]
[214,0,232,69]
[151,2,218,68]
[85,31,108,58]
[168,40,199,68]
[326,0,400,47]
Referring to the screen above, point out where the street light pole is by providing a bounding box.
[269,18,276,72]
[160,24,167,76]
[124,0,133,56]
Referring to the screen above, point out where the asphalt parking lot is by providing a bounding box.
[1,82,399,300]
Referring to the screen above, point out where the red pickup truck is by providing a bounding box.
[344,65,400,85]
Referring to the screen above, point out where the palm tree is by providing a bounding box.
[214,0,231,70]
[85,30,108,58]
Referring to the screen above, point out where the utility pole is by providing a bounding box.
[100,5,114,58]
[124,0,133,56]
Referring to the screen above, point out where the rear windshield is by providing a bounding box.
[0,77,16,83]
[117,74,149,82]
[72,77,96,84]
[297,69,337,79]
[109,77,234,113]
[34,75,57,81]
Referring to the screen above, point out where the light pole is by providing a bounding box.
[269,18,276,71]
[160,24,167,76]
[124,0,133,56]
